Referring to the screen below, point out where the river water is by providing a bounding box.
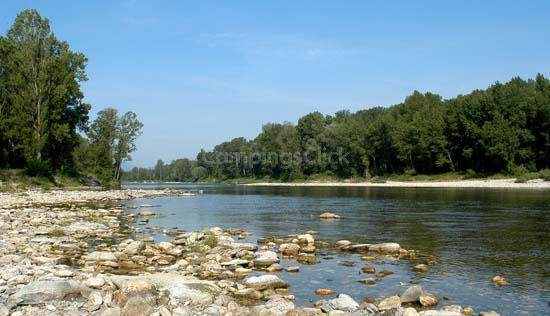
[122,183,550,315]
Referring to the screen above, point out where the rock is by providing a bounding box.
[253,250,280,267]
[378,295,401,311]
[266,263,283,272]
[368,243,401,253]
[122,295,155,316]
[243,275,288,290]
[235,288,263,301]
[335,240,352,247]
[91,307,122,316]
[297,234,315,245]
[462,306,474,315]
[419,293,439,307]
[286,266,300,272]
[88,290,103,309]
[419,311,462,316]
[261,297,295,315]
[359,278,376,285]
[279,243,300,256]
[479,312,500,316]
[414,264,429,272]
[403,307,420,316]
[7,280,87,307]
[401,285,423,303]
[361,266,376,273]
[492,276,509,286]
[297,253,319,265]
[315,289,335,295]
[88,251,118,262]
[286,308,324,316]
[320,294,359,312]
[124,241,145,255]
[139,211,156,216]
[319,212,341,219]
[0,303,8,316]
[111,273,220,306]
[86,277,106,289]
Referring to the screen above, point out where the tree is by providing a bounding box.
[113,111,143,181]
[3,9,89,169]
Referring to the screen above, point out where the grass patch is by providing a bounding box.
[515,169,550,183]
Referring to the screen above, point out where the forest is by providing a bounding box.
[124,75,550,183]
[0,10,142,186]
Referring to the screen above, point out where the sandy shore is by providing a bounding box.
[244,178,550,189]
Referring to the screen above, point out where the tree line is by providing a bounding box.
[124,75,550,182]
[0,10,142,185]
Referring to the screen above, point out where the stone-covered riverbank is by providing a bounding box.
[0,190,501,316]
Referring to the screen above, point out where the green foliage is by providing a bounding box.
[125,75,550,183]
[25,160,52,177]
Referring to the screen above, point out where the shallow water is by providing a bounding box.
[123,183,550,315]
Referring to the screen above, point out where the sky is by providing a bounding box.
[1,1,549,167]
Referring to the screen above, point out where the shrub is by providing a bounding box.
[25,160,53,177]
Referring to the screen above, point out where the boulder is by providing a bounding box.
[401,285,423,303]
[403,307,420,316]
[320,294,359,312]
[243,275,288,290]
[7,280,87,307]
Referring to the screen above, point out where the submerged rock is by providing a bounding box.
[319,212,341,220]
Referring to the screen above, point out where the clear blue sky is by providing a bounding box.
[1,1,549,167]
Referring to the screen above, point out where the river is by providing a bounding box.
[122,183,550,315]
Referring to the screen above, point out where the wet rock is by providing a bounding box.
[319,212,341,220]
[413,264,429,273]
[286,266,300,273]
[337,261,355,267]
[253,250,280,267]
[361,266,376,273]
[335,240,352,247]
[297,253,319,265]
[7,280,87,307]
[243,275,288,290]
[320,294,359,313]
[315,289,335,295]
[368,243,401,253]
[359,278,376,285]
[462,306,474,315]
[479,312,500,316]
[401,285,423,303]
[492,276,509,286]
[378,295,401,311]
[297,234,315,245]
[266,263,283,272]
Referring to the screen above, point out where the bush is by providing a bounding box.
[25,160,53,177]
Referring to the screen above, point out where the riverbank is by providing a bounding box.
[0,189,502,316]
[244,178,550,189]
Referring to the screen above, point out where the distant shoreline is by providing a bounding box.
[243,178,550,189]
